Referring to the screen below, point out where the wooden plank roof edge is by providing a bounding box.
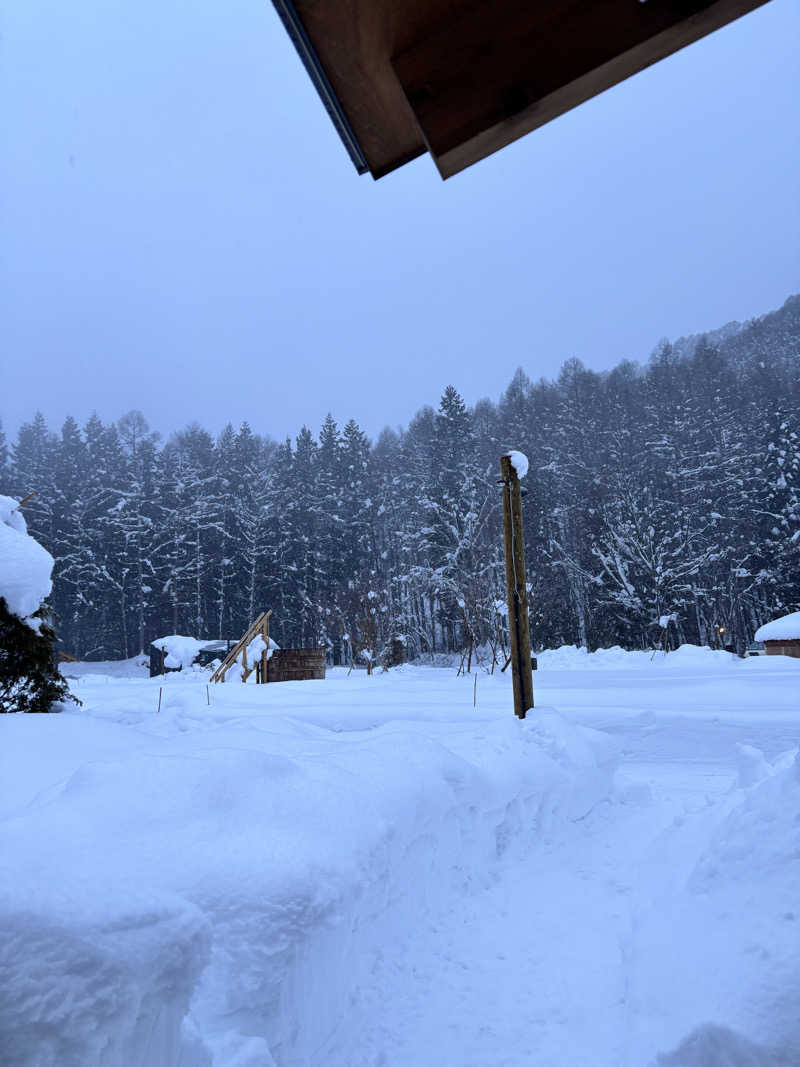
[372,146,428,180]
[271,0,773,182]
[270,0,370,176]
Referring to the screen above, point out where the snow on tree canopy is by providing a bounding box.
[504,450,529,479]
[0,495,54,632]
[754,611,800,642]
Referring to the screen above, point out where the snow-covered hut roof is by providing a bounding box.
[754,612,800,643]
[151,636,222,671]
[151,634,280,672]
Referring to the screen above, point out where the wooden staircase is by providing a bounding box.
[209,611,272,683]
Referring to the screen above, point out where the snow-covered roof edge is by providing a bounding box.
[754,611,800,643]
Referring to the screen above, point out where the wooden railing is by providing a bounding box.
[209,611,272,683]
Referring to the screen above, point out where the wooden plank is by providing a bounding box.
[765,640,800,659]
[287,0,433,178]
[210,611,271,683]
[267,647,326,683]
[267,671,326,682]
[210,614,262,683]
[393,0,771,178]
[260,616,269,684]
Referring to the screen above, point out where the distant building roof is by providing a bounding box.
[754,611,800,643]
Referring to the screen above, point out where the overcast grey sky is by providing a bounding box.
[1,0,798,444]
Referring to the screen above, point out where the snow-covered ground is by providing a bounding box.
[1,648,798,1066]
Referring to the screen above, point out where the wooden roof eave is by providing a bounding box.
[271,0,773,181]
[271,0,371,175]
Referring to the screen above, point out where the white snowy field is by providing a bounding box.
[1,649,799,1067]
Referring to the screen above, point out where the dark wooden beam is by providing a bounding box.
[393,0,771,178]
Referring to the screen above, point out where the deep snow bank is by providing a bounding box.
[0,886,210,1067]
[0,671,616,1066]
[639,746,800,1064]
[537,643,745,671]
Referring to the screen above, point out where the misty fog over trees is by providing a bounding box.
[2,295,798,662]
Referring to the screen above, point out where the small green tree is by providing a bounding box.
[0,600,76,713]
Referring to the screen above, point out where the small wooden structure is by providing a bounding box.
[267,648,326,682]
[210,612,273,683]
[211,612,326,683]
[763,640,800,659]
[754,611,800,659]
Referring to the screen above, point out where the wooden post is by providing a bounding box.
[260,615,269,684]
[500,454,534,719]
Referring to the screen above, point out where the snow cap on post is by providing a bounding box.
[504,450,529,479]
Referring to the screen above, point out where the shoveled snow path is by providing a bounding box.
[19,651,796,1065]
[320,709,793,1067]
[331,794,658,1066]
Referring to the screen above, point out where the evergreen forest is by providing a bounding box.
[2,295,798,663]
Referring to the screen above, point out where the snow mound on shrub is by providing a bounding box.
[0,495,53,630]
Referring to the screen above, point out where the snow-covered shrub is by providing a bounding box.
[380,635,407,669]
[0,496,74,713]
[0,600,73,713]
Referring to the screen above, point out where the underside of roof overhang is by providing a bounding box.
[272,0,771,180]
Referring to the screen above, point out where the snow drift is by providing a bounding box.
[0,673,616,1066]
[640,746,800,1064]
[0,888,210,1067]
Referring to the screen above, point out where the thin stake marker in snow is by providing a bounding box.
[500,453,534,719]
[157,687,162,714]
